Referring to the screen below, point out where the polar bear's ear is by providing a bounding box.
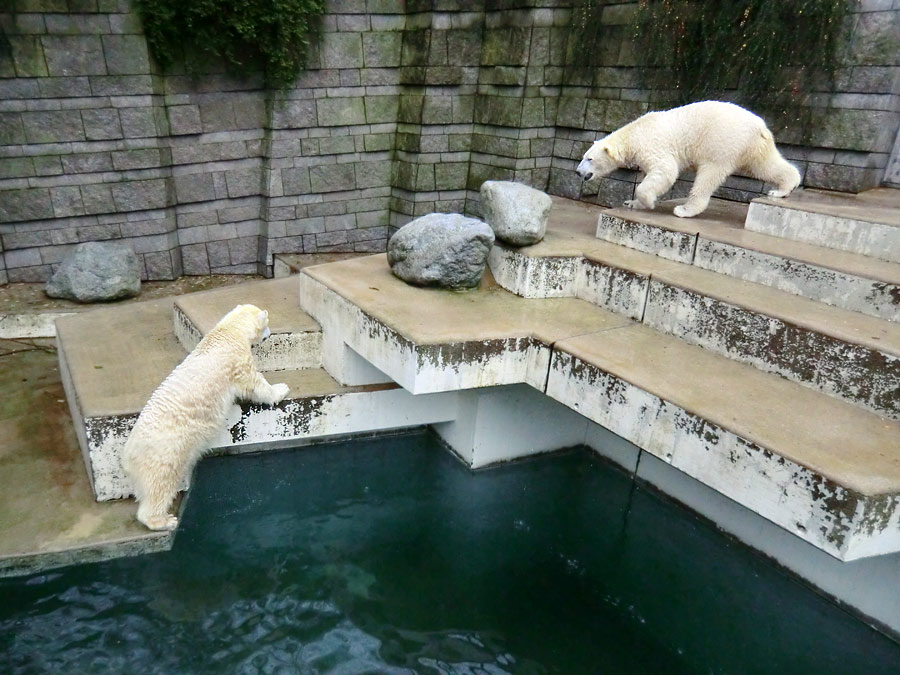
[604,144,624,164]
[257,310,268,324]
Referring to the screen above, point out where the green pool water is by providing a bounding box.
[2,431,899,674]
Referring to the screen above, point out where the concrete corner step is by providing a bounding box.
[173,277,322,372]
[547,323,900,562]
[745,188,900,263]
[597,196,900,321]
[57,291,456,501]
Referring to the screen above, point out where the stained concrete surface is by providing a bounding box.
[0,338,170,576]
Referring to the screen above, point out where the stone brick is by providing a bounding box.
[435,163,468,190]
[167,105,202,135]
[111,179,170,212]
[282,167,311,195]
[233,96,267,130]
[109,13,144,35]
[4,248,43,269]
[119,107,158,138]
[31,155,61,177]
[174,173,216,203]
[45,14,109,34]
[227,236,259,265]
[809,109,898,153]
[320,32,363,69]
[316,97,366,126]
[41,35,106,76]
[112,149,162,171]
[88,74,153,96]
[81,108,123,140]
[318,136,356,155]
[200,99,236,133]
[0,79,40,100]
[287,217,325,236]
[81,184,114,214]
[50,186,85,217]
[0,158,35,179]
[22,110,85,143]
[355,160,391,189]
[0,114,26,145]
[9,36,48,77]
[365,95,399,124]
[225,168,261,198]
[271,99,316,129]
[0,188,54,222]
[309,163,356,192]
[181,243,211,275]
[101,35,151,75]
[363,32,402,67]
[557,97,587,128]
[206,239,230,267]
[364,133,393,152]
[38,76,91,98]
[143,250,175,280]
[63,153,113,174]
[422,95,452,124]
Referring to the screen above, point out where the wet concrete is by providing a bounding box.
[0,338,170,577]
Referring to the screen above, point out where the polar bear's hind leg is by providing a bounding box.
[674,164,730,218]
[132,451,184,531]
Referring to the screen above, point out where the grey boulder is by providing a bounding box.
[480,180,552,246]
[45,241,142,302]
[388,213,495,289]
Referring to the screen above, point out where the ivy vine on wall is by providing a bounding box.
[135,0,324,89]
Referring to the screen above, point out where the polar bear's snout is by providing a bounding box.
[576,158,594,182]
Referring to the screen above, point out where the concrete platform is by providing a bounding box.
[174,277,322,371]
[491,213,900,419]
[745,188,900,263]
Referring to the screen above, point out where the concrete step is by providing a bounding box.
[547,323,900,562]
[173,277,322,372]
[57,292,457,501]
[297,254,900,562]
[745,188,900,263]
[491,213,900,420]
[596,197,900,321]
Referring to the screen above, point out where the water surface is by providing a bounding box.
[2,432,899,673]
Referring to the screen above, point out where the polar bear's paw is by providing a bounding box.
[673,204,703,218]
[623,199,642,210]
[272,382,291,403]
[142,514,178,531]
[767,188,790,198]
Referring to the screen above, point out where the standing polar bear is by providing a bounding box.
[122,303,290,531]
[576,101,801,218]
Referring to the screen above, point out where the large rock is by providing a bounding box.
[45,241,141,302]
[480,180,552,246]
[388,213,495,289]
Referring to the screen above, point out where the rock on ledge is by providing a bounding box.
[45,241,141,303]
[387,213,495,289]
[480,180,552,246]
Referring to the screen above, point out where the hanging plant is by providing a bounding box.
[135,0,324,89]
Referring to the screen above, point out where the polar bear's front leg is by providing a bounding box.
[624,162,678,211]
[247,373,291,406]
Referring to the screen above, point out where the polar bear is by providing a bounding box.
[121,303,290,531]
[576,101,801,218]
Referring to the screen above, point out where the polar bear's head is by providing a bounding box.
[216,303,271,345]
[576,139,624,182]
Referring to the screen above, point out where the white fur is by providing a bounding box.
[576,101,801,218]
[121,303,290,531]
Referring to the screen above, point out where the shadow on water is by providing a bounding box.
[2,431,899,674]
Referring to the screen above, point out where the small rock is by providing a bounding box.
[387,213,495,289]
[480,180,552,246]
[45,241,141,302]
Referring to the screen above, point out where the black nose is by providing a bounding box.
[582,172,593,181]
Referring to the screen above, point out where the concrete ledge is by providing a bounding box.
[746,189,900,263]
[548,325,900,562]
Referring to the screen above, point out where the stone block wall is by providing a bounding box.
[1,0,898,283]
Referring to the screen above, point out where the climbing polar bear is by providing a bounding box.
[576,100,801,218]
[121,304,290,531]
